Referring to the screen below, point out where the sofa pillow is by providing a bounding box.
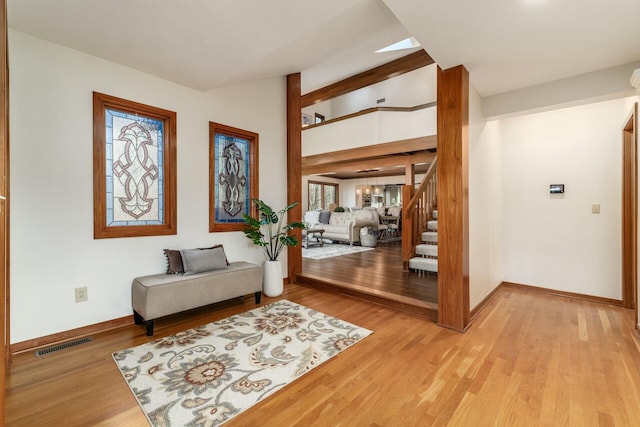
[319,210,331,224]
[199,244,230,266]
[163,249,184,274]
[304,210,321,227]
[180,247,229,276]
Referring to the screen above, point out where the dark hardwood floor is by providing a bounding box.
[300,240,438,310]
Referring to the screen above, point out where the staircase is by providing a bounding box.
[401,156,438,275]
[408,209,438,274]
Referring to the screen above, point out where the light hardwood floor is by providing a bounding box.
[6,284,640,426]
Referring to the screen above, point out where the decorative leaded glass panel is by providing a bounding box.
[209,122,258,232]
[93,92,177,239]
[106,109,164,226]
[214,133,250,223]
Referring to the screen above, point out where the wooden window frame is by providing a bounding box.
[308,180,338,210]
[209,122,259,232]
[93,92,177,239]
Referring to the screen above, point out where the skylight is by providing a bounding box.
[375,37,420,53]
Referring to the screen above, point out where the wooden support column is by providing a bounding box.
[286,73,302,282]
[405,163,415,187]
[436,65,470,331]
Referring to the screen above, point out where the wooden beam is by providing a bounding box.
[302,151,435,176]
[286,73,303,282]
[301,50,435,108]
[302,136,436,168]
[437,65,470,332]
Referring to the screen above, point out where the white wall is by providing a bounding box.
[9,30,288,343]
[484,62,640,120]
[302,102,332,126]
[468,84,503,309]
[302,64,436,121]
[500,96,637,300]
[378,107,437,143]
[330,65,436,117]
[302,107,436,156]
[301,67,436,158]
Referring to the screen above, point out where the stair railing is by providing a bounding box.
[402,156,437,269]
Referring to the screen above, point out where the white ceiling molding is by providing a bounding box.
[483,62,640,120]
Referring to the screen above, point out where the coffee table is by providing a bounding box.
[303,228,325,248]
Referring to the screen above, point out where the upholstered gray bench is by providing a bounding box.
[132,261,262,336]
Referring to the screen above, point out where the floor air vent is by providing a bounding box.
[34,336,93,357]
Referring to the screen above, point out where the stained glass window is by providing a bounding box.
[209,122,258,232]
[93,92,177,239]
[214,133,250,223]
[106,109,164,226]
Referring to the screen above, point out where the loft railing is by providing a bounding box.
[402,156,438,269]
[301,102,437,131]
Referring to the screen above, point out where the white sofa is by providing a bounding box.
[304,210,376,245]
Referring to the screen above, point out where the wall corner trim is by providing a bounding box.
[469,282,504,323]
[631,69,640,93]
[502,282,624,307]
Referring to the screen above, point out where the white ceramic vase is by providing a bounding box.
[263,260,283,297]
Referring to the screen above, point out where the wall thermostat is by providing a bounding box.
[550,184,564,194]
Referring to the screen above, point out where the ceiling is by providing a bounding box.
[12,0,638,182]
[317,164,428,180]
[316,163,430,181]
[8,0,640,97]
[302,137,437,180]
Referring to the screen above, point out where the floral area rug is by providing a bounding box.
[302,243,374,260]
[113,299,372,426]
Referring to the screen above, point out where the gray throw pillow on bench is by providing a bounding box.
[180,247,229,275]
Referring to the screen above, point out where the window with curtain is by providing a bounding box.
[308,181,337,210]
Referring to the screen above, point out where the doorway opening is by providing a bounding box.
[622,102,638,324]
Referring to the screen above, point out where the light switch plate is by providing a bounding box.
[592,204,600,214]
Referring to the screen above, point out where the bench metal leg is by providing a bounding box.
[255,291,262,304]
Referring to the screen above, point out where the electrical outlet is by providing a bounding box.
[592,204,600,214]
[75,286,88,303]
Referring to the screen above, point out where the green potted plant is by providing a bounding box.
[243,199,306,296]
